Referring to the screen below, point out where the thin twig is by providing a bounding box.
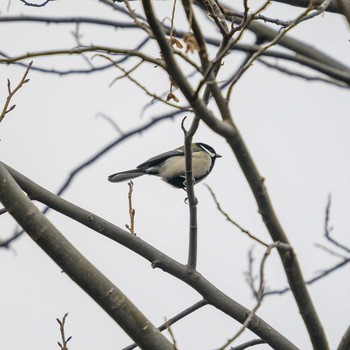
[20,0,53,7]
[123,0,153,36]
[314,243,348,260]
[94,54,190,111]
[264,257,350,296]
[258,59,350,89]
[0,61,32,123]
[56,313,72,350]
[244,248,259,300]
[324,194,350,253]
[205,184,269,247]
[201,0,229,34]
[218,242,291,350]
[226,4,315,100]
[166,319,179,350]
[96,113,124,134]
[0,37,151,77]
[0,111,180,249]
[0,46,164,68]
[125,181,136,235]
[0,227,23,249]
[122,299,208,350]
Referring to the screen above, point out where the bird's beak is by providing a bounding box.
[216,154,222,158]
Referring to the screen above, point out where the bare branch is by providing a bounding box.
[218,242,291,350]
[56,313,72,350]
[182,116,200,270]
[268,0,348,15]
[324,194,350,253]
[265,257,350,296]
[55,111,181,199]
[0,46,164,70]
[258,59,350,89]
[5,163,299,350]
[226,5,314,100]
[166,319,179,350]
[123,0,153,36]
[0,228,23,249]
[0,37,149,76]
[125,182,136,235]
[199,0,229,34]
[337,0,350,25]
[338,325,350,350]
[0,164,175,350]
[20,0,54,7]
[0,61,32,124]
[217,3,350,72]
[122,299,208,350]
[205,184,269,248]
[229,339,266,350]
[94,54,190,110]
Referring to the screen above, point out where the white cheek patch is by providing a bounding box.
[199,144,216,158]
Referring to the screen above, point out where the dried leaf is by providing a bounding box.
[183,32,200,54]
[169,37,184,49]
[166,93,180,102]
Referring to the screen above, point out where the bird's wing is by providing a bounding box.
[137,148,184,169]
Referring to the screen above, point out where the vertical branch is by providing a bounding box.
[125,181,136,235]
[56,313,72,350]
[182,116,201,270]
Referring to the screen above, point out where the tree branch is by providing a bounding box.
[182,116,200,270]
[0,163,175,350]
[0,61,32,124]
[139,3,328,347]
[338,325,350,350]
[123,299,208,350]
[229,339,266,350]
[5,163,299,350]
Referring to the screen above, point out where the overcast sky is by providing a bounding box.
[0,1,349,349]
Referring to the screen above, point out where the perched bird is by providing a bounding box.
[108,142,221,189]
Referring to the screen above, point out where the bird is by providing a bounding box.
[108,142,221,189]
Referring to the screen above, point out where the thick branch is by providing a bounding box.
[269,0,350,15]
[338,325,350,350]
[6,163,299,350]
[0,164,174,350]
[140,1,329,348]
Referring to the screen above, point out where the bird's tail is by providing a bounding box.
[108,169,145,183]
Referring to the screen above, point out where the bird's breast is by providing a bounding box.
[159,153,211,179]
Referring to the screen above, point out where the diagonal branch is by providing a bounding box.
[229,339,266,350]
[0,61,32,123]
[140,1,329,348]
[205,184,269,247]
[5,163,299,350]
[0,163,175,350]
[123,299,208,350]
[338,325,350,350]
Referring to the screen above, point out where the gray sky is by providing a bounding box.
[0,1,349,349]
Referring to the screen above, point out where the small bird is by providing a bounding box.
[108,142,221,189]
